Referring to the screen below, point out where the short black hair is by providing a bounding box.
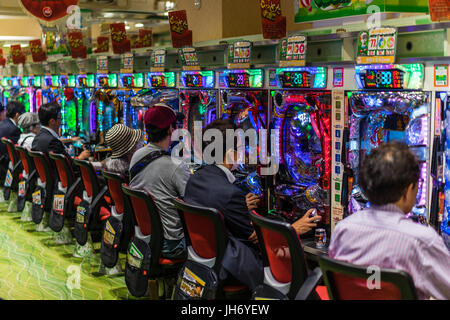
[359,141,420,205]
[38,102,61,127]
[202,119,238,160]
[6,101,25,119]
[146,121,176,143]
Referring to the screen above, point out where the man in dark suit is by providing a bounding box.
[184,120,320,291]
[0,101,25,180]
[32,102,90,173]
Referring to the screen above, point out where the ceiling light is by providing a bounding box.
[0,36,36,41]
[135,23,144,28]
[165,1,175,11]
[103,12,114,18]
[125,25,131,30]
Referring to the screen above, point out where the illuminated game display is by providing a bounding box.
[270,66,331,226]
[59,75,78,138]
[119,73,143,129]
[91,73,116,145]
[346,63,430,223]
[147,72,177,89]
[180,71,217,134]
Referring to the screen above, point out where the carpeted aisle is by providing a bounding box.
[0,202,143,300]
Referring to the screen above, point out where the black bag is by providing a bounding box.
[49,191,66,232]
[125,237,151,297]
[16,180,27,212]
[3,169,13,201]
[173,260,218,300]
[251,284,289,300]
[74,200,92,245]
[31,186,46,224]
[100,215,123,268]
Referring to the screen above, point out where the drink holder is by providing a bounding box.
[31,178,46,224]
[74,191,93,245]
[125,235,151,297]
[173,260,219,300]
[100,206,124,268]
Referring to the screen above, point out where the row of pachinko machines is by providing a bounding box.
[0,64,448,249]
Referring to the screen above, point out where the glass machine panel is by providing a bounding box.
[180,71,217,134]
[348,63,430,222]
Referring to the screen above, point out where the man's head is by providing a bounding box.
[359,141,420,213]
[202,119,242,169]
[38,102,61,133]
[6,101,26,122]
[144,104,177,146]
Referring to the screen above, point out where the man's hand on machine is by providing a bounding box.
[246,193,261,211]
[77,149,91,160]
[291,209,321,235]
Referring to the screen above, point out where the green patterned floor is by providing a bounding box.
[0,201,145,300]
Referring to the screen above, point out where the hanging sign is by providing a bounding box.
[150,49,166,73]
[168,10,193,49]
[434,64,449,87]
[110,23,131,55]
[278,36,307,67]
[68,30,87,59]
[429,0,450,21]
[227,41,252,69]
[120,53,134,74]
[94,36,109,54]
[20,0,79,22]
[260,0,286,39]
[0,49,6,67]
[179,47,200,71]
[357,27,397,65]
[97,56,108,74]
[11,45,26,65]
[29,39,47,63]
[139,29,153,48]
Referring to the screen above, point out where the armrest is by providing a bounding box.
[66,177,82,199]
[294,267,323,300]
[12,159,23,175]
[90,185,109,214]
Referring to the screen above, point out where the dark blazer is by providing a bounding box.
[0,118,21,167]
[184,165,254,241]
[32,127,68,157]
[184,165,263,290]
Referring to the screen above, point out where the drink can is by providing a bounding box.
[315,228,326,248]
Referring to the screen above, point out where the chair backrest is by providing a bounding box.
[28,150,53,185]
[102,170,128,215]
[249,210,309,299]
[15,145,35,175]
[172,198,228,272]
[49,152,75,190]
[73,158,101,199]
[121,185,163,261]
[2,137,19,166]
[318,255,418,300]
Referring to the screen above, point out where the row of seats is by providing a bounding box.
[0,137,417,300]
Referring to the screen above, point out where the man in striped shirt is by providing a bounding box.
[329,141,450,299]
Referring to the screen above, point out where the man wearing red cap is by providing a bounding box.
[129,104,191,258]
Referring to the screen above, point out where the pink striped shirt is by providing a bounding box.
[329,204,450,300]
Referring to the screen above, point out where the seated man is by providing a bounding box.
[129,104,191,258]
[184,119,320,291]
[32,102,90,162]
[0,101,25,170]
[329,141,450,300]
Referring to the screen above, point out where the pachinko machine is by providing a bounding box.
[270,67,332,231]
[343,63,431,224]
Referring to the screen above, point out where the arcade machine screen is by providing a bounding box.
[180,71,217,134]
[90,73,115,145]
[219,69,268,192]
[119,73,144,130]
[347,64,430,222]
